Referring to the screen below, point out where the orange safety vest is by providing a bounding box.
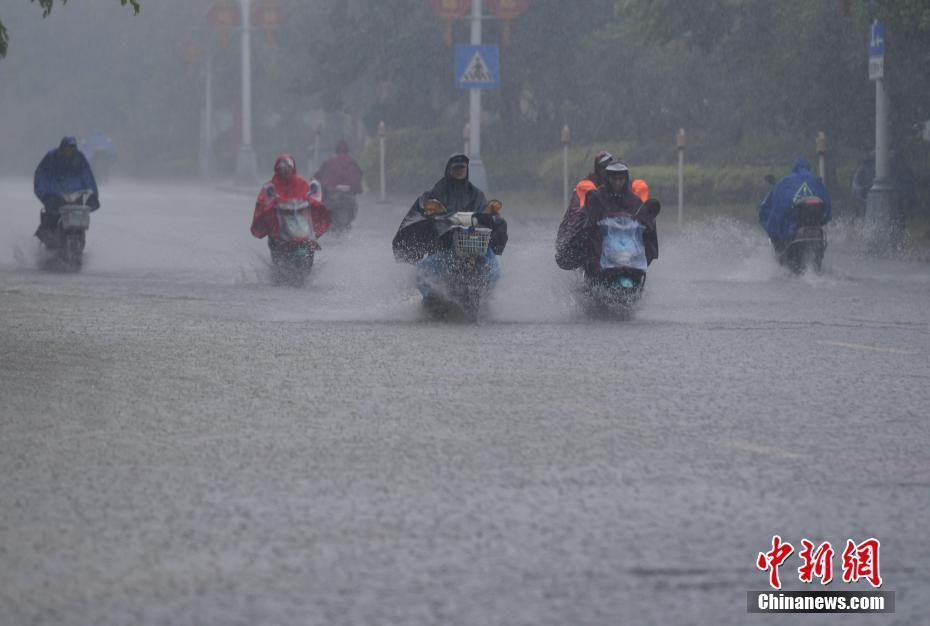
[574,179,597,208]
[576,178,650,206]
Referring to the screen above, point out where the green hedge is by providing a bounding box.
[361,126,852,207]
[360,126,461,194]
[539,153,773,206]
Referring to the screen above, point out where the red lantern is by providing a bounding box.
[179,40,204,65]
[487,0,530,45]
[486,0,530,19]
[427,0,471,45]
[207,0,241,47]
[252,0,287,45]
[426,0,471,18]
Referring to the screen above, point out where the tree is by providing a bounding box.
[0,0,141,59]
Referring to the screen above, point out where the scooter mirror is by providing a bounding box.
[484,199,503,215]
[422,198,446,216]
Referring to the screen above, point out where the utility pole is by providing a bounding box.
[235,0,258,184]
[467,0,489,192]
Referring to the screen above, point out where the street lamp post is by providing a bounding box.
[200,40,215,180]
[235,0,258,184]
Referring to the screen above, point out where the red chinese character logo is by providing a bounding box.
[757,535,795,589]
[798,539,834,584]
[842,538,882,588]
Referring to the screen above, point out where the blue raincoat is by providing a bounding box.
[758,158,831,241]
[34,137,99,209]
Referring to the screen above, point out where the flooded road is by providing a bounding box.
[2,180,929,625]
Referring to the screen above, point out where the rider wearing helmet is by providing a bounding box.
[557,160,659,275]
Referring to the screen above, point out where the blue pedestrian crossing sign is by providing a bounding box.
[455,44,500,89]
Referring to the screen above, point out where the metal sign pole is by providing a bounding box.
[865,20,899,249]
[467,0,489,192]
[874,76,890,182]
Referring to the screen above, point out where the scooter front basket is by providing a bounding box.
[452,227,492,258]
[58,206,91,230]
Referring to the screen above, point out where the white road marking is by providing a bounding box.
[817,341,917,355]
[724,441,804,460]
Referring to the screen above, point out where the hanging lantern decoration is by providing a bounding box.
[207,0,241,48]
[486,0,530,46]
[252,0,287,46]
[179,39,204,65]
[426,0,472,46]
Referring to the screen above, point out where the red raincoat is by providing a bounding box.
[251,154,332,241]
[313,141,363,194]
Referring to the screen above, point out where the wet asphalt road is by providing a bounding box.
[1,180,929,626]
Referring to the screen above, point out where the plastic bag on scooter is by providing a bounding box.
[598,216,647,271]
[275,203,313,242]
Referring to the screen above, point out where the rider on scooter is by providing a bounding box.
[556,160,659,278]
[33,136,99,247]
[392,153,507,264]
[251,154,332,245]
[758,157,832,254]
[313,140,363,196]
[557,152,650,269]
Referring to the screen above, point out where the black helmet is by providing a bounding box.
[604,161,630,192]
[594,151,615,175]
[604,161,629,174]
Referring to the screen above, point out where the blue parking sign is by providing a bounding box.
[455,44,500,89]
[869,21,885,80]
[869,22,885,58]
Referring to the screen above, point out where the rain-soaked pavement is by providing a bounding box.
[1,179,929,625]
